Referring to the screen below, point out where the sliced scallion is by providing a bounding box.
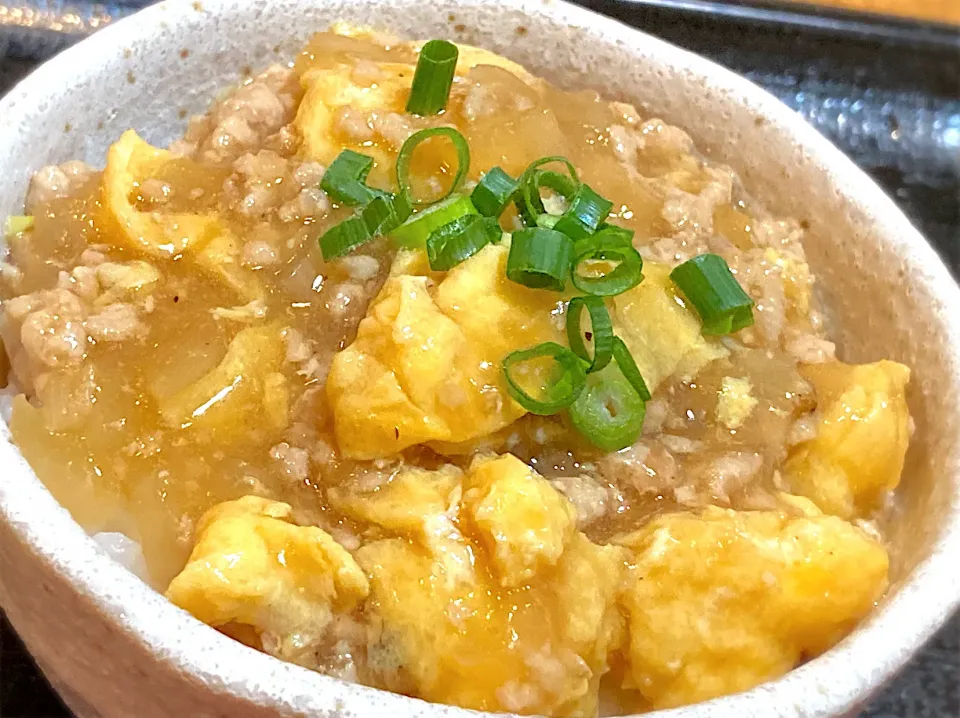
[596,221,635,245]
[516,156,579,226]
[319,216,373,261]
[506,227,574,292]
[568,362,646,452]
[320,150,388,206]
[396,127,470,206]
[566,296,614,373]
[406,39,459,116]
[390,194,478,248]
[471,167,518,218]
[553,183,613,240]
[571,230,644,296]
[5,215,34,235]
[362,194,412,238]
[670,253,755,335]
[502,342,587,415]
[426,214,500,271]
[612,336,651,401]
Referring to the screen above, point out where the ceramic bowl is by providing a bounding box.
[1,1,959,716]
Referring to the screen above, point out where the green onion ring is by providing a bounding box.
[426,214,500,271]
[566,296,614,373]
[390,194,478,249]
[319,216,373,261]
[571,231,644,297]
[612,336,651,401]
[516,156,579,225]
[396,127,470,207]
[502,342,587,415]
[471,166,518,218]
[406,39,459,116]
[568,362,646,452]
[669,253,755,335]
[506,227,574,292]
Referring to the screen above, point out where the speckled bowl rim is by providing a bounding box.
[1,0,959,716]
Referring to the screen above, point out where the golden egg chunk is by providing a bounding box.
[463,453,577,588]
[295,26,540,172]
[326,244,565,459]
[157,323,286,440]
[328,463,464,537]
[611,263,728,392]
[783,359,911,519]
[101,130,261,300]
[165,495,369,658]
[615,506,889,709]
[339,454,624,715]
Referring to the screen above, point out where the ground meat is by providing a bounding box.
[372,112,419,149]
[703,451,764,503]
[350,59,383,86]
[17,289,88,370]
[338,255,380,282]
[25,160,95,211]
[279,188,329,222]
[784,332,836,364]
[175,65,299,164]
[269,441,311,483]
[324,282,368,321]
[282,327,313,364]
[225,150,292,218]
[659,166,734,245]
[598,441,677,495]
[138,178,172,207]
[242,239,281,268]
[85,303,143,342]
[56,267,99,302]
[550,475,612,528]
[608,124,642,165]
[335,106,375,142]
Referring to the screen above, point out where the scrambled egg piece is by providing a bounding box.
[102,130,218,258]
[783,359,911,519]
[463,454,576,588]
[326,244,565,458]
[295,28,538,170]
[101,131,261,300]
[158,323,286,439]
[615,505,889,709]
[717,375,757,430]
[612,263,728,391]
[352,454,624,716]
[329,463,463,536]
[166,496,369,660]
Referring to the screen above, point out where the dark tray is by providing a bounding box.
[1,1,958,717]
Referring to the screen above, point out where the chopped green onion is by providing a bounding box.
[566,296,614,373]
[319,216,373,261]
[362,194,412,237]
[471,167,518,218]
[670,253,755,335]
[320,150,388,206]
[612,336,651,401]
[596,221,635,245]
[568,362,646,452]
[5,215,34,235]
[516,156,579,226]
[390,194,478,248]
[426,215,500,271]
[506,228,574,292]
[553,183,613,240]
[571,230,644,296]
[502,342,587,415]
[406,39,459,116]
[536,214,560,230]
[396,127,470,206]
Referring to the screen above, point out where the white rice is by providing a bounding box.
[92,531,150,582]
